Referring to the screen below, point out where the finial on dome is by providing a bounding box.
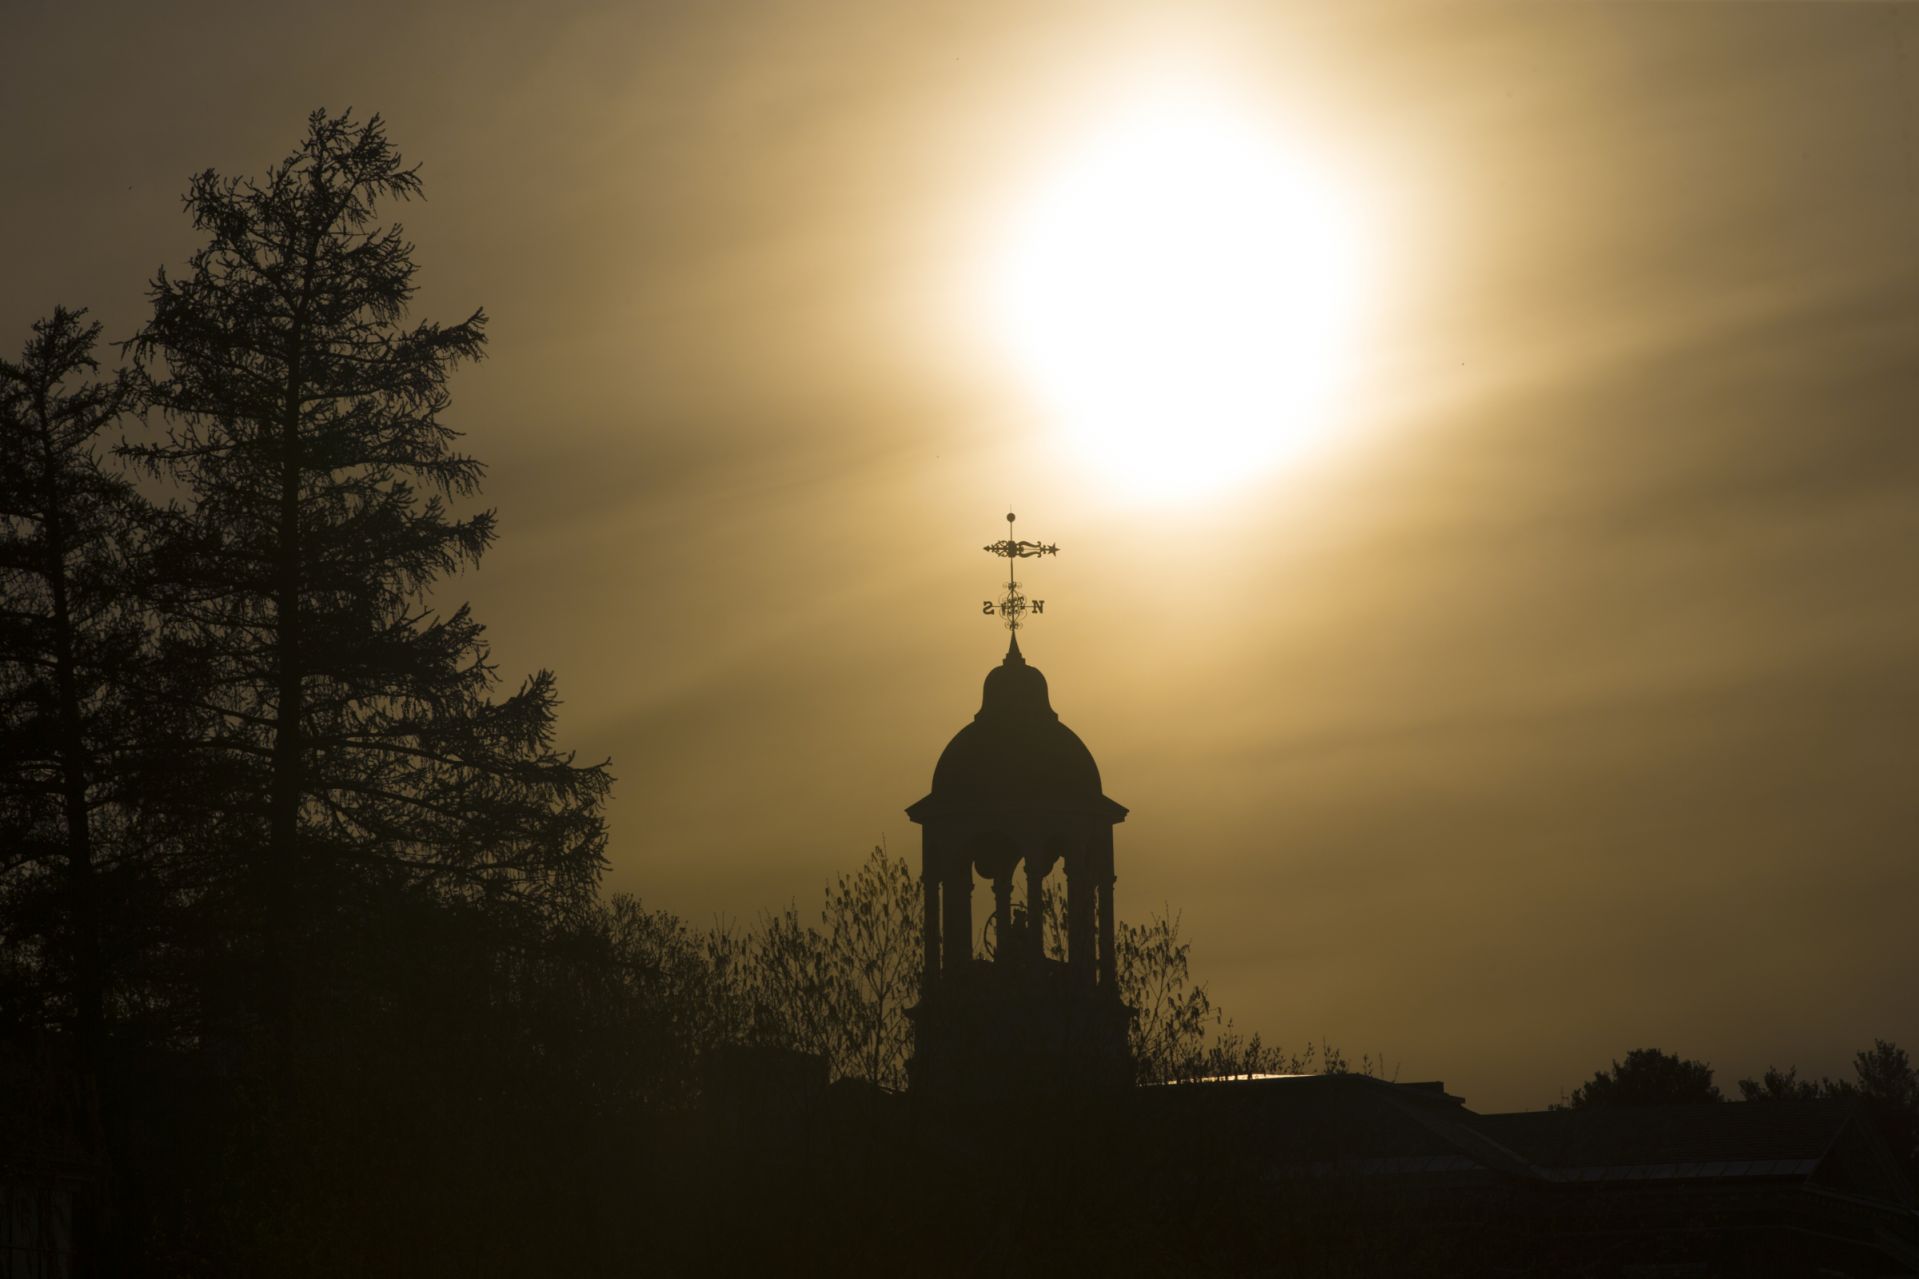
[1005,630,1025,665]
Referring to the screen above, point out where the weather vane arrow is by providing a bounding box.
[981,512,1058,633]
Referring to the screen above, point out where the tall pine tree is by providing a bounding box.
[0,307,151,1066]
[126,110,609,1060]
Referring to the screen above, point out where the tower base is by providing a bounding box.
[907,956,1132,1105]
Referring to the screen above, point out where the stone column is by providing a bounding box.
[1067,851,1094,983]
[992,873,1014,963]
[943,859,972,966]
[1025,860,1048,964]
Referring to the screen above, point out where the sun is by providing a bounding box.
[990,99,1370,501]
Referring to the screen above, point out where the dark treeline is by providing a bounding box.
[0,109,1308,1275]
[1561,1044,1919,1180]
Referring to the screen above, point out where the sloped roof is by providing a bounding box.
[1131,1078,1913,1204]
[1462,1099,1901,1190]
[1134,1073,1511,1180]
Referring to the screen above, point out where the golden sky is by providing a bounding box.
[7,0,1916,1109]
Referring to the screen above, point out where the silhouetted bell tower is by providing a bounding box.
[905,517,1131,1101]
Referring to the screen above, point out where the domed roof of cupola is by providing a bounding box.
[909,636,1127,824]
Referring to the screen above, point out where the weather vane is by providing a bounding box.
[981,512,1058,633]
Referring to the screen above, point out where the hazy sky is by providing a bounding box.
[6,0,1916,1110]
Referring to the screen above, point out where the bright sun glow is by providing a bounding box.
[991,100,1369,500]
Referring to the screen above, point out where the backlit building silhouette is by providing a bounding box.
[906,633,1131,1099]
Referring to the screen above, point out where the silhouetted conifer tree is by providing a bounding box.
[0,308,180,1260]
[124,110,610,1067]
[0,307,153,1062]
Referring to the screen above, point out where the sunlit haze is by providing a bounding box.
[988,92,1369,500]
[4,0,1915,1117]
